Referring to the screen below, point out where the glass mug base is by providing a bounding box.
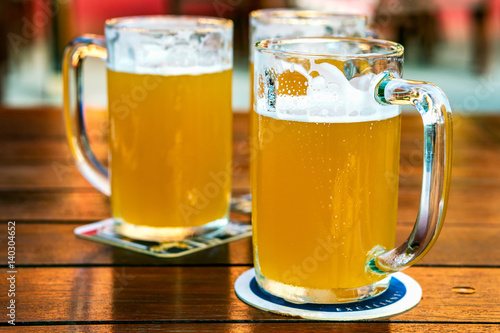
[114,217,228,242]
[255,273,391,304]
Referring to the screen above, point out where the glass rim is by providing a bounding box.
[105,15,233,33]
[255,37,404,59]
[250,8,366,24]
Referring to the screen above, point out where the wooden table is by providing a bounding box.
[0,107,499,331]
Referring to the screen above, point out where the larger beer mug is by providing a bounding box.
[252,37,452,303]
[63,16,233,242]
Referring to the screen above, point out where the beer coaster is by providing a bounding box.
[235,269,422,321]
[230,194,252,215]
[74,219,251,258]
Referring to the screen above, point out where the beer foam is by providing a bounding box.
[107,63,232,76]
[255,59,400,123]
[106,25,232,76]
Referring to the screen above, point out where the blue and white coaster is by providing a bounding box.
[235,269,422,321]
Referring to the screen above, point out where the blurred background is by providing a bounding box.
[0,0,499,112]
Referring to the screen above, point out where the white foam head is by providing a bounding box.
[105,16,232,75]
[255,57,400,123]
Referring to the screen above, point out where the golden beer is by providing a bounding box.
[248,37,452,306]
[107,69,232,235]
[252,111,401,291]
[63,16,233,242]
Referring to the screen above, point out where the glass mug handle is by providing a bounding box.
[369,72,453,274]
[62,35,110,195]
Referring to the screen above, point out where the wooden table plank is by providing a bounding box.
[1,323,498,332]
[1,267,498,323]
[0,108,67,139]
[2,107,499,143]
[1,222,499,267]
[2,186,499,224]
[0,222,253,267]
[0,158,251,192]
[3,144,500,190]
[2,118,499,191]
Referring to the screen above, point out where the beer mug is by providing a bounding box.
[250,9,367,58]
[252,37,452,303]
[63,16,233,242]
[249,8,368,128]
[248,9,367,200]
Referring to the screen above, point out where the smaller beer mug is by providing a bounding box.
[248,9,367,199]
[63,16,233,242]
[249,9,367,113]
[250,9,366,47]
[252,37,452,303]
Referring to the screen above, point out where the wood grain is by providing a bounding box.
[2,107,496,139]
[1,107,500,330]
[1,323,498,332]
[1,111,500,191]
[0,266,498,323]
[3,144,500,189]
[0,222,498,267]
[1,186,499,224]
